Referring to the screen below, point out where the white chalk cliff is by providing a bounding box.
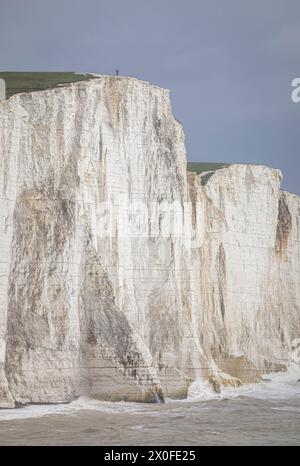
[0,76,299,408]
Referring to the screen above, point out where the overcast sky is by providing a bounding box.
[0,0,299,193]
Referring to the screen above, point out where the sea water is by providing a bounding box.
[0,366,299,446]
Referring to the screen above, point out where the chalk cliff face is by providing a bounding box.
[0,76,299,407]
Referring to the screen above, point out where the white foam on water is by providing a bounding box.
[0,396,147,421]
[272,406,300,413]
[68,396,145,414]
[186,364,300,402]
[186,379,221,401]
[0,403,73,421]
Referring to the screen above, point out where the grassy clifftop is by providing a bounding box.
[0,72,97,99]
[187,162,231,185]
[187,162,230,174]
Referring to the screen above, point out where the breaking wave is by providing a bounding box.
[186,364,300,402]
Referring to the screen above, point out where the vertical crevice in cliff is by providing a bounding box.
[187,172,198,229]
[276,193,292,256]
[217,243,226,320]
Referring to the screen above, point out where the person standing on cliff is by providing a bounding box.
[116,69,119,76]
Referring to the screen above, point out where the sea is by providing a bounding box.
[0,366,299,446]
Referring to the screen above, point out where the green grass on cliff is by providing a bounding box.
[187,162,230,174]
[0,72,97,99]
[187,162,231,185]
